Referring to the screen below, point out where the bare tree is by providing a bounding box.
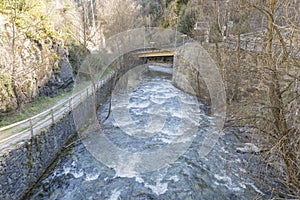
[196,0,300,196]
[95,0,142,37]
[246,0,299,195]
[220,0,300,196]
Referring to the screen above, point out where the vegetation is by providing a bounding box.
[200,0,300,197]
[155,0,299,197]
[0,91,71,127]
[0,0,299,198]
[0,0,62,112]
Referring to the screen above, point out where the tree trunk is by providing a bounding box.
[266,0,297,188]
[11,0,21,110]
[232,30,241,101]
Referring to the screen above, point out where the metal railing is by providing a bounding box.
[0,32,195,148]
[0,71,115,148]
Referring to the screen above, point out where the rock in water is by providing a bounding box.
[236,143,262,154]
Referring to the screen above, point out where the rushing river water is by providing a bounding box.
[27,65,265,200]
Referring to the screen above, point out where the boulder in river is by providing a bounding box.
[236,143,262,154]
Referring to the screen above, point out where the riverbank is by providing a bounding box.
[25,66,268,199]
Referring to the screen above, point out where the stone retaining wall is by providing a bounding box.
[172,52,211,112]
[0,52,144,200]
[0,76,114,200]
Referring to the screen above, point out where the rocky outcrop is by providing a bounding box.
[0,36,54,112]
[0,52,145,200]
[38,46,75,97]
[0,15,75,112]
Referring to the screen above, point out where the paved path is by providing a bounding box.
[0,72,114,151]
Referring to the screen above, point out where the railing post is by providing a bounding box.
[51,109,54,124]
[29,118,33,138]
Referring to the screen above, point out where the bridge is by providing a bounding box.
[136,50,174,58]
[0,49,175,149]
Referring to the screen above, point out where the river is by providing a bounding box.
[27,65,265,199]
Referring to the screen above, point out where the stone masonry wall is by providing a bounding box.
[0,53,144,200]
[172,53,211,112]
[0,74,114,200]
[0,108,76,200]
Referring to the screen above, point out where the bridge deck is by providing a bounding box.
[137,50,174,58]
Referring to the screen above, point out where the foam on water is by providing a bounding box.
[148,65,173,74]
[144,181,168,195]
[128,100,150,108]
[247,182,264,195]
[27,67,265,200]
[109,189,121,200]
[71,169,84,178]
[169,175,180,182]
[214,174,246,192]
[85,172,100,181]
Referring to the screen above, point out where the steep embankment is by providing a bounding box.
[0,0,85,114]
[0,20,75,112]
